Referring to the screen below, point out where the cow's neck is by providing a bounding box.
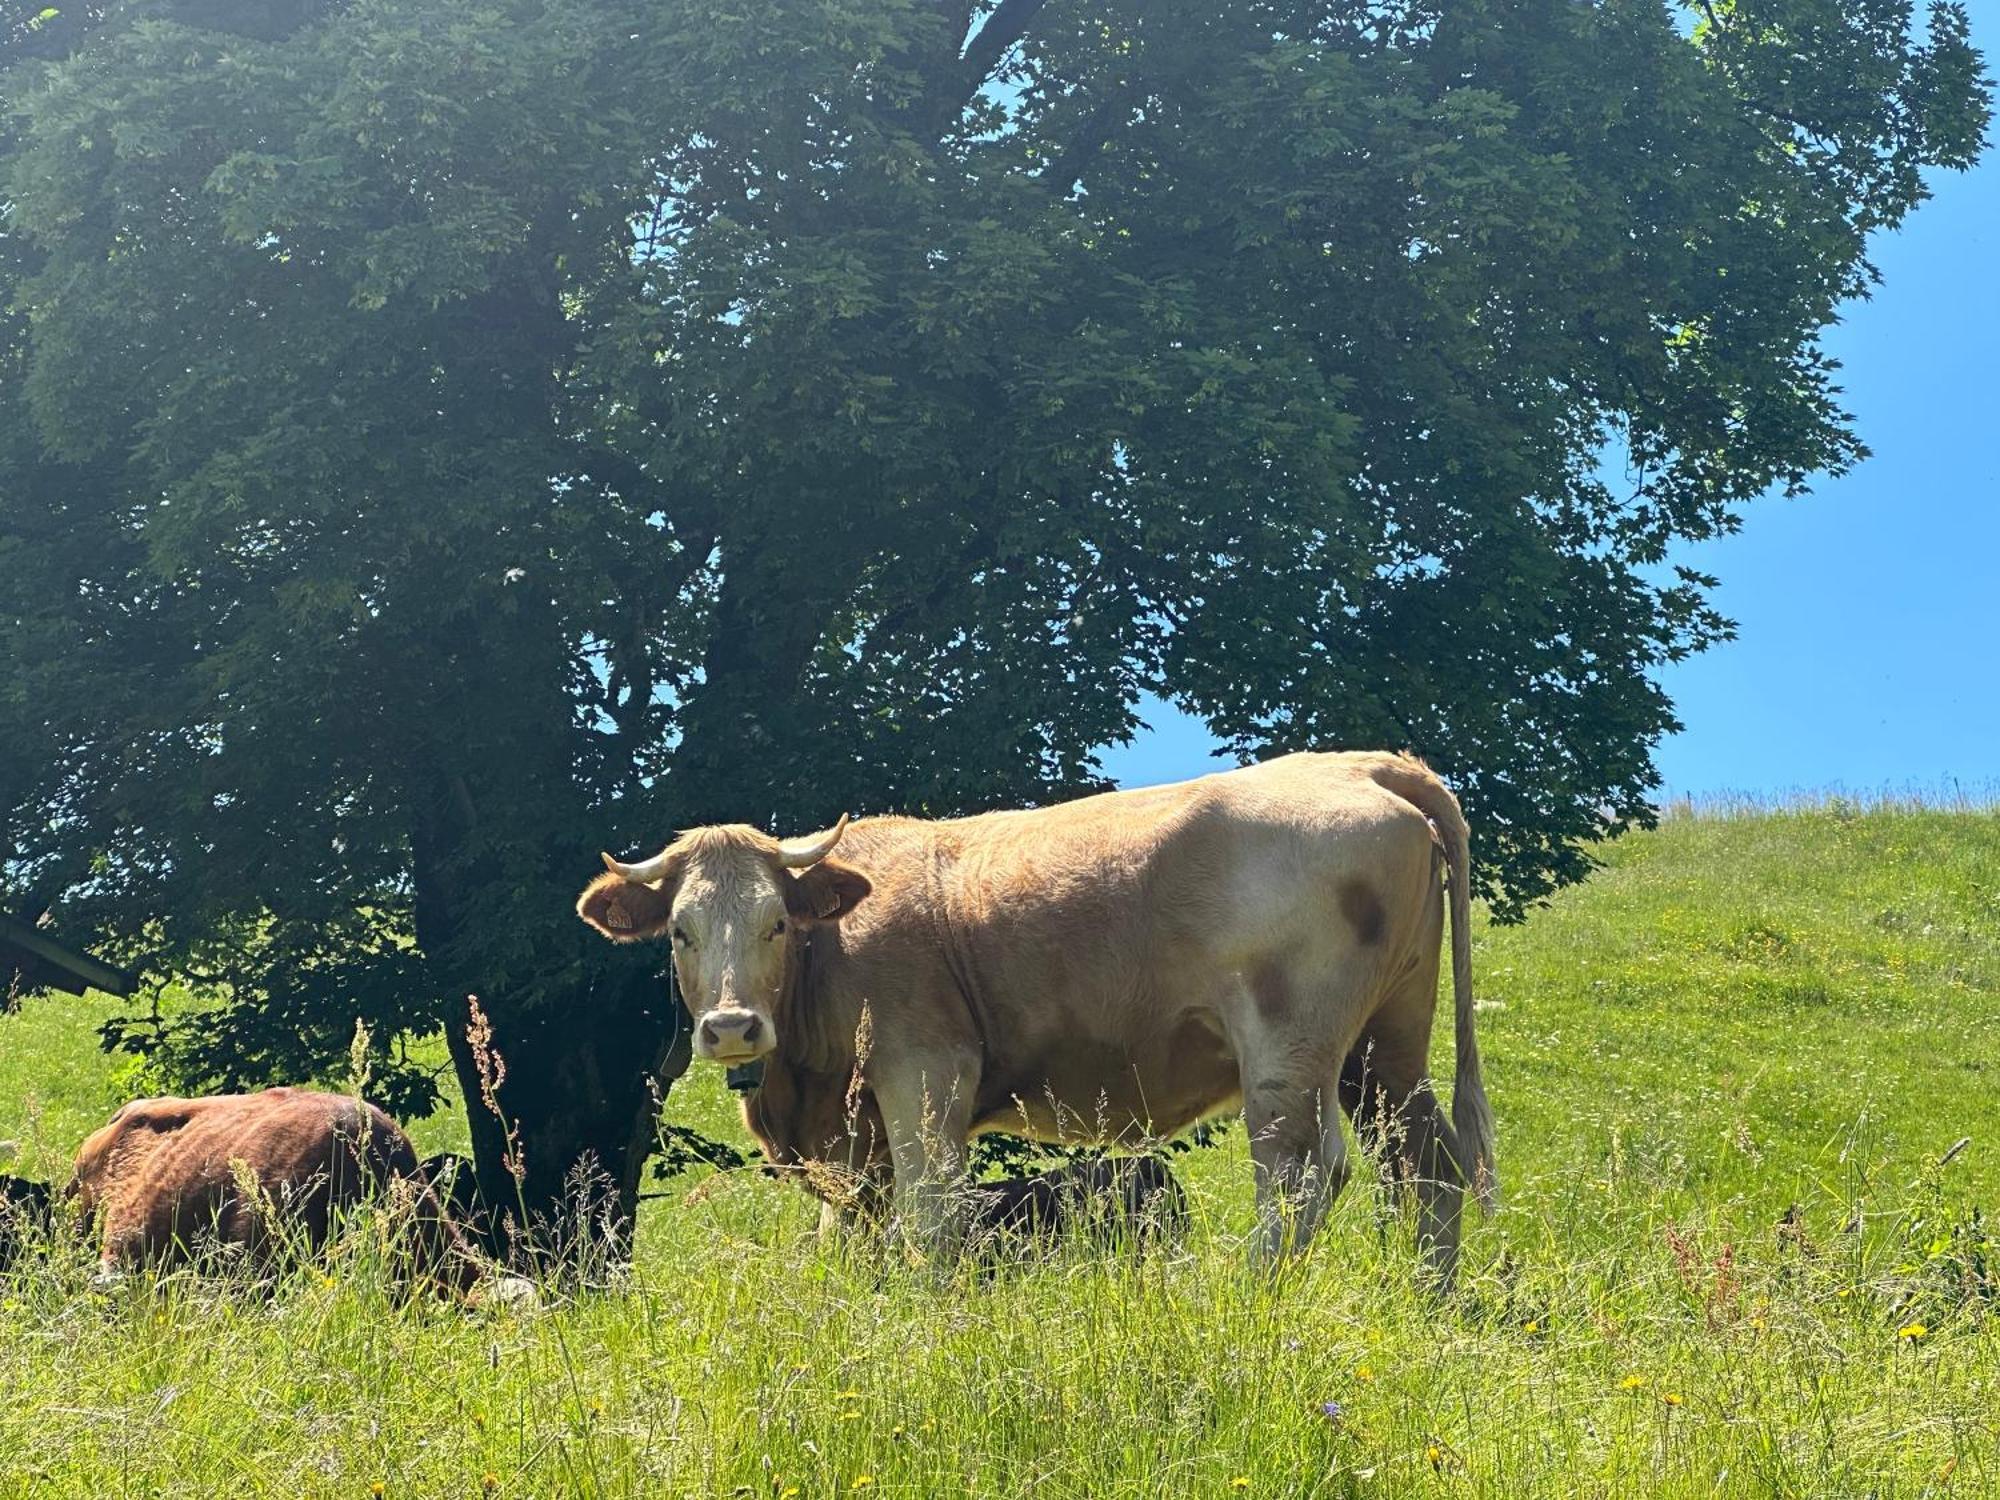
[774,924,861,1075]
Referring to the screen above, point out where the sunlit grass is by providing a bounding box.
[3,805,1996,1496]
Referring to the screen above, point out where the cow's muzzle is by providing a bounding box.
[695,1008,772,1063]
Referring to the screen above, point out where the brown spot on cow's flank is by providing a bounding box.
[1249,962,1290,1022]
[1339,879,1386,947]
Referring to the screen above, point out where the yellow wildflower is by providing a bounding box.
[481,1475,499,1495]
[1522,1319,1540,1334]
[1938,1458,1959,1482]
[1661,1392,1683,1408]
[1230,1479,1251,1491]
[1898,1322,1928,1342]
[1618,1375,1648,1392]
[370,1486,385,1499]
[1355,1365,1375,1383]
[840,1411,864,1422]
[1425,1445,1444,1470]
[836,1389,863,1401]
[851,1478,875,1492]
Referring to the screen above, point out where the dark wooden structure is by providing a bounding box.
[0,911,136,1001]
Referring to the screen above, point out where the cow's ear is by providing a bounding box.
[783,858,872,923]
[576,872,676,942]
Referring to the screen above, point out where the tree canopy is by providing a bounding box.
[1,0,1986,1222]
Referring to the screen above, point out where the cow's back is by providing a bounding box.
[71,1087,423,1269]
[938,750,1436,951]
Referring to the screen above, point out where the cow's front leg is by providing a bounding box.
[872,1054,976,1265]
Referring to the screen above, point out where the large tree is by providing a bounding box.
[1,0,1985,1238]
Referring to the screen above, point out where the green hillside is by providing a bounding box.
[2,805,1996,1497]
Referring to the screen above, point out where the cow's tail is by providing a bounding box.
[1367,754,1497,1213]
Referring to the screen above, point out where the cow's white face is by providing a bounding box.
[663,849,793,1062]
[575,821,871,1065]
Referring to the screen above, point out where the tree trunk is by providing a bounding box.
[669,522,866,827]
[442,969,691,1265]
[411,775,693,1264]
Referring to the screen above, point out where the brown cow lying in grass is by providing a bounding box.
[67,1087,490,1295]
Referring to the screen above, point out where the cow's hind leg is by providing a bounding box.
[1348,1000,1468,1288]
[1242,1067,1348,1262]
[1232,963,1359,1263]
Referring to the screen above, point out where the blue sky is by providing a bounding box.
[1105,14,1998,801]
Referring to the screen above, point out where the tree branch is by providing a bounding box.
[957,0,1047,103]
[1739,95,1835,148]
[603,524,714,744]
[583,443,723,546]
[1042,97,1123,197]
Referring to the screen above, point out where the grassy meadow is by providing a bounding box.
[2,802,1997,1497]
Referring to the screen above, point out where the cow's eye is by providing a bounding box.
[769,919,787,939]
[671,927,691,947]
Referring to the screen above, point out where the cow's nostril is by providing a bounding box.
[699,1021,719,1048]
[741,1016,763,1045]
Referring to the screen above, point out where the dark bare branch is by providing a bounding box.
[958,0,1048,100]
[603,523,714,743]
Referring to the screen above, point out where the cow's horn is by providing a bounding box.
[777,813,850,868]
[601,846,676,884]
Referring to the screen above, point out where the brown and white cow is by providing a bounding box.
[67,1086,483,1291]
[578,751,1495,1280]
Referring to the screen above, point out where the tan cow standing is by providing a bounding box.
[578,751,1495,1281]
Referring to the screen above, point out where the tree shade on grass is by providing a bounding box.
[0,0,1988,1233]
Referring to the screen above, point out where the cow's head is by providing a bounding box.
[575,817,871,1064]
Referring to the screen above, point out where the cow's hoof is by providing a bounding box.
[89,1265,127,1293]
